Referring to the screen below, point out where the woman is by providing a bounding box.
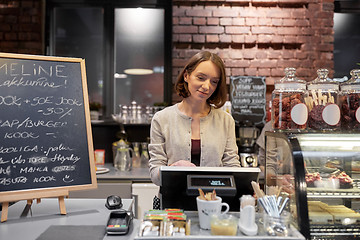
[149,51,240,186]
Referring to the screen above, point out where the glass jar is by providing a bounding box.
[339,69,360,131]
[306,69,340,131]
[271,68,308,131]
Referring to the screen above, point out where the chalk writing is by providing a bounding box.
[230,76,266,126]
[0,54,92,193]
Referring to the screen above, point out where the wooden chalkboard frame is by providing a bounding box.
[230,75,266,127]
[0,53,97,221]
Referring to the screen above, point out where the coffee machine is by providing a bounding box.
[238,121,259,167]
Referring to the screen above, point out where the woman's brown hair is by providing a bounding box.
[175,51,227,108]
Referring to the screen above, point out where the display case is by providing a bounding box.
[265,132,360,240]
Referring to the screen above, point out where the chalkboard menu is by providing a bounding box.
[0,53,96,196]
[230,76,266,126]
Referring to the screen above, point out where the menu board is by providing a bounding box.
[0,53,96,196]
[230,76,266,126]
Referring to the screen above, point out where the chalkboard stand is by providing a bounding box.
[0,53,97,223]
[1,189,69,222]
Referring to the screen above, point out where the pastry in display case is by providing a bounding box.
[265,132,360,240]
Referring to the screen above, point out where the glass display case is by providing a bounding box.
[265,132,360,240]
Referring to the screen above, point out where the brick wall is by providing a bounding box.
[172,0,335,103]
[0,0,43,54]
[0,0,335,104]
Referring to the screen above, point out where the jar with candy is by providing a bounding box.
[339,69,360,130]
[305,69,340,131]
[271,68,308,130]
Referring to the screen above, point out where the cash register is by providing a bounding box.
[159,166,260,211]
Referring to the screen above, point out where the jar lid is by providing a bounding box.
[340,69,360,91]
[274,67,306,90]
[307,68,339,91]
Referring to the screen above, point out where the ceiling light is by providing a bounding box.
[114,73,127,78]
[124,68,153,75]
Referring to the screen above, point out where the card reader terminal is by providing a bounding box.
[106,210,132,235]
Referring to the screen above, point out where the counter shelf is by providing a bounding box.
[134,211,305,240]
[265,131,360,240]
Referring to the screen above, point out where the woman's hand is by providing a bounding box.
[170,160,196,167]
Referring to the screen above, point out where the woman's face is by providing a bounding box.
[184,60,220,102]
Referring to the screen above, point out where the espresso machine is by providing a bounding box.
[237,121,259,167]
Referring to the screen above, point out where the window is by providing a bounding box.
[46,0,172,117]
[334,1,360,79]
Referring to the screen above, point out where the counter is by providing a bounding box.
[0,198,135,240]
[69,164,152,200]
[0,198,305,240]
[96,164,151,182]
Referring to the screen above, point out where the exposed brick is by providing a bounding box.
[192,34,205,43]
[179,34,192,42]
[233,17,245,25]
[258,68,271,76]
[186,8,212,17]
[179,17,192,25]
[173,7,186,17]
[225,59,250,68]
[193,17,206,25]
[232,35,245,43]
[219,17,232,26]
[5,32,17,40]
[219,34,231,43]
[226,26,250,34]
[242,49,257,59]
[258,34,272,43]
[271,18,283,26]
[258,17,272,26]
[268,50,282,59]
[173,25,198,34]
[200,26,224,34]
[252,26,274,35]
[230,50,243,59]
[244,35,257,44]
[213,8,239,18]
[245,17,257,26]
[206,34,219,43]
[0,23,11,31]
[240,8,260,18]
[283,36,298,43]
[244,67,257,76]
[256,51,268,59]
[207,17,219,25]
[231,67,245,76]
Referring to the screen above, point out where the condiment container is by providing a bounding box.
[339,69,360,131]
[306,69,340,131]
[271,68,308,131]
[210,214,238,236]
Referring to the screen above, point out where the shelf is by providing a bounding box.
[311,224,360,236]
[307,180,360,198]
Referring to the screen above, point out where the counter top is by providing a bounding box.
[0,198,135,240]
[0,198,305,240]
[96,164,151,182]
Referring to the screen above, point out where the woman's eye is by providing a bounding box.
[212,80,219,84]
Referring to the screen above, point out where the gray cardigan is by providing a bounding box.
[148,103,241,186]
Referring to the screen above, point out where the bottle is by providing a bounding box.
[339,69,360,130]
[306,69,340,131]
[121,105,129,124]
[140,142,149,168]
[132,142,141,168]
[271,68,308,131]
